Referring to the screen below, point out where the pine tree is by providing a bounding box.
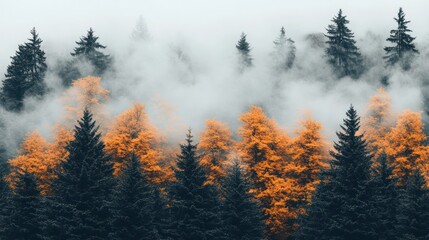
[396,169,429,239]
[71,28,111,74]
[167,129,223,240]
[296,106,376,240]
[325,9,363,78]
[236,33,253,70]
[384,8,419,70]
[45,109,114,239]
[1,28,47,111]
[371,152,399,240]
[272,27,296,71]
[110,154,161,239]
[221,161,265,240]
[0,170,43,239]
[60,28,111,86]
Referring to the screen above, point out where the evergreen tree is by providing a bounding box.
[1,28,47,111]
[296,106,376,240]
[396,169,429,240]
[236,33,253,70]
[272,27,296,71]
[384,8,419,70]
[60,28,111,86]
[167,129,223,240]
[110,154,161,240]
[221,161,265,240]
[325,9,363,78]
[45,109,114,239]
[0,169,42,239]
[371,152,399,240]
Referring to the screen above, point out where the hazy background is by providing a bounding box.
[0,0,428,154]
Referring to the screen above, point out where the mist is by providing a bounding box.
[0,0,428,155]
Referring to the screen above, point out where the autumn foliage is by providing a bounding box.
[198,119,234,186]
[104,103,171,183]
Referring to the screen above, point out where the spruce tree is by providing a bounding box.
[325,9,363,78]
[71,28,111,74]
[0,170,42,239]
[272,26,296,71]
[60,28,111,86]
[221,161,265,240]
[384,7,419,70]
[296,106,376,240]
[110,154,161,239]
[45,109,114,239]
[396,169,429,239]
[236,33,253,70]
[167,129,223,240]
[1,28,47,111]
[371,152,399,240]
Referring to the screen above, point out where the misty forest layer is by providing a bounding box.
[1,7,429,240]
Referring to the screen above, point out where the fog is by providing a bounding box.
[0,0,428,155]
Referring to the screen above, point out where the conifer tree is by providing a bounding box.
[296,106,376,240]
[221,161,265,240]
[236,33,253,70]
[198,119,234,187]
[72,28,111,74]
[0,170,42,239]
[60,28,111,86]
[1,28,47,111]
[167,129,223,239]
[110,154,161,239]
[396,169,429,239]
[384,8,419,70]
[385,111,429,185]
[371,152,399,240]
[325,9,363,78]
[272,27,296,71]
[46,109,114,239]
[238,105,293,239]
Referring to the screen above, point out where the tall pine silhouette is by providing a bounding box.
[1,28,47,111]
[236,33,253,71]
[60,28,111,86]
[221,161,265,240]
[45,109,114,239]
[296,106,376,240]
[325,9,363,78]
[272,26,296,71]
[0,170,42,239]
[110,154,162,239]
[167,129,223,239]
[384,7,419,70]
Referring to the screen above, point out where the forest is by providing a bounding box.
[0,5,429,240]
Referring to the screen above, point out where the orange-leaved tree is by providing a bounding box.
[284,116,328,234]
[104,103,171,183]
[8,131,52,194]
[237,105,293,239]
[62,76,109,125]
[362,88,394,159]
[198,119,235,186]
[386,110,429,185]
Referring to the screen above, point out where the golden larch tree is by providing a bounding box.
[386,110,429,185]
[198,119,234,186]
[8,131,53,194]
[283,116,328,234]
[362,88,394,159]
[237,105,293,239]
[104,103,170,183]
[62,76,109,124]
